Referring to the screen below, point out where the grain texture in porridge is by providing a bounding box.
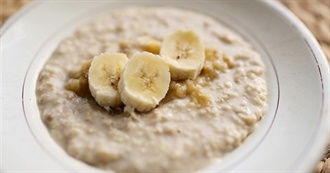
[36,7,268,173]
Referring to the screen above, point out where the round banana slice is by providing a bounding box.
[118,52,171,112]
[160,30,205,80]
[89,53,129,109]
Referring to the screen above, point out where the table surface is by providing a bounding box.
[1,0,329,172]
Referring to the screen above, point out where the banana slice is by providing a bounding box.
[118,52,170,112]
[160,30,205,80]
[89,53,129,109]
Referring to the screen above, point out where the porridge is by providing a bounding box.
[36,7,268,173]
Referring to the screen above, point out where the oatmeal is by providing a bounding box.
[36,7,268,173]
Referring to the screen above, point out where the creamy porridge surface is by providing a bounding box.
[36,7,268,173]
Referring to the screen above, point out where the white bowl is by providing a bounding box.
[2,1,329,172]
